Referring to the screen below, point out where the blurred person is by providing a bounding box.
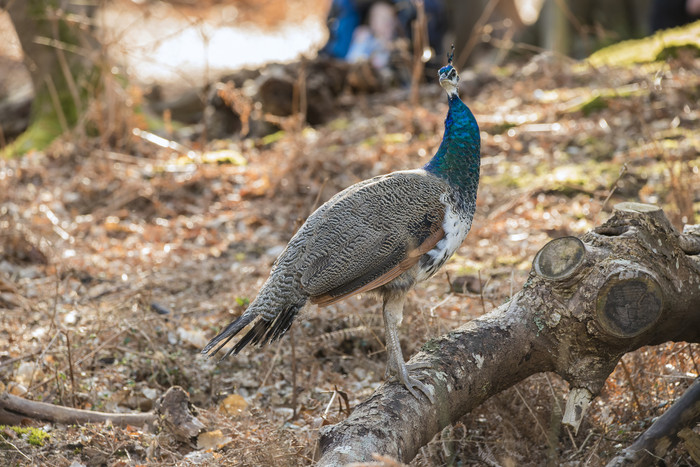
[321,0,446,68]
[346,2,396,68]
[321,0,361,59]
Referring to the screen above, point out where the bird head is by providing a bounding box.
[439,65,459,96]
[438,46,459,97]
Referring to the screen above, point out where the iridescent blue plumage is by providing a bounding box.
[424,65,481,210]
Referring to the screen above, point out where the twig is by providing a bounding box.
[445,270,454,293]
[619,357,642,411]
[478,270,486,315]
[0,351,41,369]
[44,74,70,133]
[65,331,77,408]
[310,178,329,215]
[4,438,31,462]
[323,389,338,417]
[513,385,551,447]
[0,392,155,427]
[54,363,64,406]
[293,61,307,132]
[260,339,284,388]
[410,0,427,106]
[29,332,59,391]
[583,431,604,466]
[686,344,699,376]
[599,163,627,214]
[455,0,501,69]
[568,431,594,460]
[30,331,124,393]
[49,7,82,113]
[509,269,515,299]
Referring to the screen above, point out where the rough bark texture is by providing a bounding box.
[317,203,700,465]
[154,386,205,443]
[606,377,700,466]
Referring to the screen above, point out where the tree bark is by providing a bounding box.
[317,203,700,465]
[3,0,98,153]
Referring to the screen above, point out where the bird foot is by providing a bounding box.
[399,374,435,403]
[386,361,435,403]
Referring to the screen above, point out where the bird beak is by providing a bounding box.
[438,65,458,84]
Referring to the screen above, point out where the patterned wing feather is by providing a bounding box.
[297,170,449,302]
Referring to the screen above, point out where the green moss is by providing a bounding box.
[1,425,50,446]
[587,20,700,67]
[328,117,350,131]
[484,158,624,201]
[564,84,648,117]
[261,130,285,146]
[482,168,537,190]
[360,135,378,147]
[489,121,518,135]
[578,94,608,116]
[2,112,64,157]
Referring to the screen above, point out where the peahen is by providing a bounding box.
[203,51,480,402]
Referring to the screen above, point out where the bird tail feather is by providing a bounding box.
[202,302,303,359]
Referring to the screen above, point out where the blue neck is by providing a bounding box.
[424,94,481,204]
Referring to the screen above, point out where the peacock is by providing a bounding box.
[203,50,481,402]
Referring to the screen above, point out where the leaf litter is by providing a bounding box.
[0,51,699,466]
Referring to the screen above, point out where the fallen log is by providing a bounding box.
[317,203,700,465]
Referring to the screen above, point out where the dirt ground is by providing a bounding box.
[1,10,700,466]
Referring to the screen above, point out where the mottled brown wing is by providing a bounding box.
[310,225,444,306]
[295,170,449,305]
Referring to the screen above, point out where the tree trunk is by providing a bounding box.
[317,203,700,465]
[3,0,98,154]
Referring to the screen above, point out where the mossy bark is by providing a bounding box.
[4,0,97,155]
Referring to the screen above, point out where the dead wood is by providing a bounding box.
[317,203,700,466]
[606,377,700,466]
[0,392,155,427]
[0,385,205,442]
[154,386,205,443]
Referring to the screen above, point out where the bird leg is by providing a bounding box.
[382,293,435,403]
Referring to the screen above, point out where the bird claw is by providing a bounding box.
[400,375,435,403]
[386,361,435,403]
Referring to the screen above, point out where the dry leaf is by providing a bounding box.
[197,429,233,450]
[219,393,248,417]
